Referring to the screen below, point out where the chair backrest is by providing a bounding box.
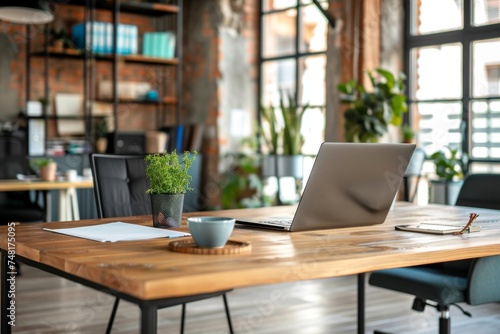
[455,173,500,210]
[0,132,33,204]
[90,153,151,218]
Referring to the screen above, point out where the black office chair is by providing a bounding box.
[402,147,425,202]
[90,153,234,334]
[0,131,45,225]
[369,173,500,334]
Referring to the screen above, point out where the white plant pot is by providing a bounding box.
[429,180,464,205]
[262,155,304,178]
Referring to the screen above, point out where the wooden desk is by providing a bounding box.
[0,179,93,221]
[2,203,500,333]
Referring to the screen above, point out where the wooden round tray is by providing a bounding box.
[167,239,251,255]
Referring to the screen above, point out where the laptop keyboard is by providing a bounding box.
[258,219,292,226]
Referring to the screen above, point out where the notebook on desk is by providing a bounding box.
[236,142,416,232]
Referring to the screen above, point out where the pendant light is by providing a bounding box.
[0,1,54,24]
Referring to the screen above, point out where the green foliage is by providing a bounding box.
[50,28,76,49]
[338,68,408,143]
[401,124,415,142]
[260,92,308,155]
[94,118,109,139]
[430,147,464,181]
[220,153,266,209]
[34,158,55,168]
[145,150,197,194]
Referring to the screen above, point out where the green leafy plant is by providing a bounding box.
[260,92,308,155]
[145,150,197,194]
[34,158,55,168]
[50,28,76,49]
[338,68,408,143]
[94,118,109,139]
[220,153,265,209]
[401,124,415,143]
[430,147,464,181]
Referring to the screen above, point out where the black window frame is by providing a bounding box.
[404,0,500,169]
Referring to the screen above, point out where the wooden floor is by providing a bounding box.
[11,264,500,333]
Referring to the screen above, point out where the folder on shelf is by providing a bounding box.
[190,124,204,152]
[142,31,176,59]
[72,21,138,55]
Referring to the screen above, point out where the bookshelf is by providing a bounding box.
[25,0,184,156]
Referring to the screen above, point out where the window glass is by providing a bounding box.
[411,43,462,100]
[299,54,326,106]
[472,38,500,97]
[261,59,296,107]
[471,100,500,158]
[412,102,463,155]
[301,107,325,155]
[411,0,463,35]
[473,0,500,26]
[263,0,297,11]
[299,4,328,54]
[262,10,297,58]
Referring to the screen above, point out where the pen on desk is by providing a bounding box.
[454,213,479,235]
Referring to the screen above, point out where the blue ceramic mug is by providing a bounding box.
[187,216,235,248]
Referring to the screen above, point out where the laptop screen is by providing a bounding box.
[290,142,415,231]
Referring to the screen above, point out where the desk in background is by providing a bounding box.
[0,179,94,221]
[2,203,500,333]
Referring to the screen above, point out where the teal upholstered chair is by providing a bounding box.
[369,173,500,334]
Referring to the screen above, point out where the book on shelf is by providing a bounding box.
[142,31,176,58]
[72,21,138,55]
[159,124,203,153]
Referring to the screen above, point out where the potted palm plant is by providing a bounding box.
[338,68,407,142]
[260,92,308,179]
[429,147,464,205]
[145,150,197,228]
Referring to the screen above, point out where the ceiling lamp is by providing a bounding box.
[0,1,54,24]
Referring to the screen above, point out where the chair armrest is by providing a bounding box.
[467,255,500,305]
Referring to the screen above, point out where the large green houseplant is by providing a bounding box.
[260,92,308,179]
[338,68,408,143]
[429,147,464,205]
[145,150,197,228]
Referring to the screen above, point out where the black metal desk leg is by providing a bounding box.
[2,250,13,334]
[141,303,158,334]
[358,273,365,334]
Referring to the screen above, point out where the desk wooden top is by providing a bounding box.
[2,203,500,301]
[0,179,93,191]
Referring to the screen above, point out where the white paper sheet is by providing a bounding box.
[43,222,190,242]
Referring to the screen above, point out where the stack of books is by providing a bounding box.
[72,21,138,55]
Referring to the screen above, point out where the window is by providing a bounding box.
[406,0,500,164]
[259,0,329,155]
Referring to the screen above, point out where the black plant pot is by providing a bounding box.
[150,193,185,228]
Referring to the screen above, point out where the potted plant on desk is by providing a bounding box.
[429,147,464,205]
[94,118,109,153]
[36,158,57,181]
[145,150,197,228]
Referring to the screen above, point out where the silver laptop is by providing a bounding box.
[236,142,416,231]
